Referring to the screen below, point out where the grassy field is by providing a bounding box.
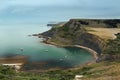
[86,27,120,41]
[77,61,120,80]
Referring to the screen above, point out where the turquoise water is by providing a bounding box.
[0,24,93,70]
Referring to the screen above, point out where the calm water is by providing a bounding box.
[0,24,93,70]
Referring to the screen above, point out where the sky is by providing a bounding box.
[0,0,120,24]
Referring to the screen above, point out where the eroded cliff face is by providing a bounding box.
[40,19,116,54]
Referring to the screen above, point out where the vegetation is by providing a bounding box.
[101,33,120,61]
[0,65,75,80]
[104,33,120,54]
[0,61,120,80]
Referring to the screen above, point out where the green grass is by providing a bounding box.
[0,61,120,80]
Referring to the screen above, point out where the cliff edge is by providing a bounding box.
[40,19,119,54]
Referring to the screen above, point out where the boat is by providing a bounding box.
[45,50,48,52]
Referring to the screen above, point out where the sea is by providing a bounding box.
[0,24,93,70]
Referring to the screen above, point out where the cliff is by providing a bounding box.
[40,19,120,62]
[40,19,114,54]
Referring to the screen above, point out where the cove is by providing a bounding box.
[0,24,93,70]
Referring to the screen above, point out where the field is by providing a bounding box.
[86,27,120,41]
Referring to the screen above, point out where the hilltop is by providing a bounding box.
[40,19,120,54]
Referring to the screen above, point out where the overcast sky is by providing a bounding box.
[0,0,120,24]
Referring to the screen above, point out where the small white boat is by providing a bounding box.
[45,50,48,52]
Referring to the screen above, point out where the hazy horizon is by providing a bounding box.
[0,0,120,24]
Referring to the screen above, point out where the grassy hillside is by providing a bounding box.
[41,19,120,54]
[0,61,120,80]
[62,19,120,28]
[102,33,120,61]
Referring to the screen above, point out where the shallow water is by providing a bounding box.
[0,24,93,70]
